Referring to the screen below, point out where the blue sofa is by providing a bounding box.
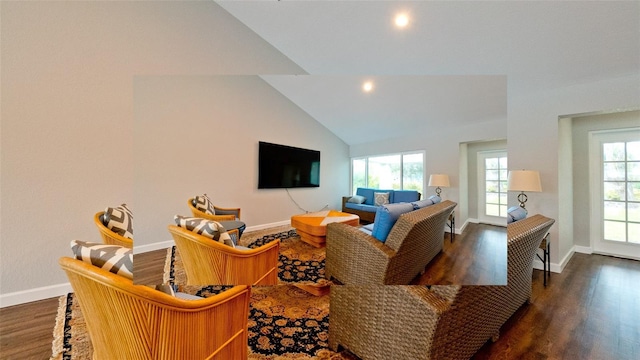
[342,187,421,223]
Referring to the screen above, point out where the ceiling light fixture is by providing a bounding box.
[394,13,409,28]
[362,81,374,92]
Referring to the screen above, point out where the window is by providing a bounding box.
[351,152,424,194]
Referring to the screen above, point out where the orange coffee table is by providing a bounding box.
[290,210,360,248]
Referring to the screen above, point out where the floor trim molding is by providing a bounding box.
[1,283,72,308]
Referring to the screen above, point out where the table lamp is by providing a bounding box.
[507,170,542,209]
[428,174,450,197]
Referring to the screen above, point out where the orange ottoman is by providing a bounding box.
[291,210,360,248]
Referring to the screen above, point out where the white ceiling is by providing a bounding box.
[218,1,640,146]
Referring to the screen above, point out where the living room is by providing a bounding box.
[1,1,639,359]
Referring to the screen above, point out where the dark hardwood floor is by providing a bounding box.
[415,223,507,285]
[475,253,640,359]
[133,248,168,285]
[2,227,639,359]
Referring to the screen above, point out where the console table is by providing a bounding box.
[536,232,551,286]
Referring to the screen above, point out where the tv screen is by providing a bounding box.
[258,141,320,189]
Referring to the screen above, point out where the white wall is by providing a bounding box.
[133,75,349,247]
[0,1,305,305]
[509,74,640,272]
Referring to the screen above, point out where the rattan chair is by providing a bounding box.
[94,211,133,248]
[187,198,241,222]
[329,214,555,360]
[325,200,457,285]
[59,256,250,360]
[168,225,280,286]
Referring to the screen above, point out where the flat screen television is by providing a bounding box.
[258,141,320,189]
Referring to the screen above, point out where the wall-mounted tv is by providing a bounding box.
[258,141,320,189]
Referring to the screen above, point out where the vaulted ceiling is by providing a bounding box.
[217,1,639,146]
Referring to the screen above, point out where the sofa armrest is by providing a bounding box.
[341,196,350,212]
[329,285,453,360]
[325,222,396,285]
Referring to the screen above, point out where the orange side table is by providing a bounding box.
[291,210,360,248]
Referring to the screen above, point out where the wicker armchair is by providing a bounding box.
[168,225,280,286]
[59,256,250,360]
[187,198,241,222]
[94,211,133,248]
[325,200,457,285]
[329,214,555,360]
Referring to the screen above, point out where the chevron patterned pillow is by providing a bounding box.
[193,194,216,215]
[70,240,133,280]
[104,204,133,239]
[174,215,235,248]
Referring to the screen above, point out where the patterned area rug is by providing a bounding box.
[164,226,331,287]
[51,285,357,360]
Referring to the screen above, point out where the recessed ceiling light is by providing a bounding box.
[362,81,374,92]
[395,13,409,28]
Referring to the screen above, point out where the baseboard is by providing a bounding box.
[532,258,563,274]
[0,282,72,308]
[135,239,175,254]
[1,220,294,307]
[459,218,478,234]
[532,245,582,275]
[573,245,593,254]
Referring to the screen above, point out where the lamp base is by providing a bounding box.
[517,192,528,209]
[435,187,442,197]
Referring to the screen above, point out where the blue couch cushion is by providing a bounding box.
[344,203,377,212]
[507,206,528,224]
[394,190,420,203]
[356,188,375,205]
[371,203,415,242]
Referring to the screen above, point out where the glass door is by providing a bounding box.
[589,128,640,259]
[477,151,508,226]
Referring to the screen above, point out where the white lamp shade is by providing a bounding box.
[428,174,450,187]
[507,170,542,192]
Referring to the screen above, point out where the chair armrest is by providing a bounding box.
[329,285,453,359]
[326,222,396,285]
[213,206,241,220]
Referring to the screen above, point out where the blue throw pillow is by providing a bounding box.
[371,203,415,242]
[429,195,441,204]
[507,206,528,224]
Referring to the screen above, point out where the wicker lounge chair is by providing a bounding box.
[59,256,250,360]
[188,198,241,222]
[329,214,555,360]
[325,200,457,285]
[94,211,133,248]
[168,224,280,286]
